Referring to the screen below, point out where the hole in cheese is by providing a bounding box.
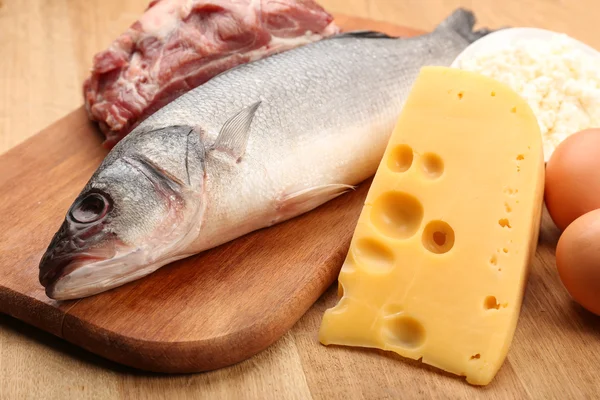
[505,202,512,213]
[498,218,512,228]
[457,91,464,100]
[490,255,497,266]
[511,107,517,113]
[470,354,481,360]
[516,154,524,160]
[388,144,413,173]
[353,238,395,273]
[491,91,496,97]
[382,315,426,349]
[433,231,446,246]
[421,153,444,179]
[370,192,423,240]
[484,296,500,310]
[422,220,455,254]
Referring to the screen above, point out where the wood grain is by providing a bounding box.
[1,1,600,399]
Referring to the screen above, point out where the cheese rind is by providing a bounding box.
[319,66,544,385]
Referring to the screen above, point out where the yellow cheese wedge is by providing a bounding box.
[319,66,544,385]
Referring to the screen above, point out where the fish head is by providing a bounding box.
[39,125,206,300]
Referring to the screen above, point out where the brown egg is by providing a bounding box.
[545,129,600,231]
[556,209,600,316]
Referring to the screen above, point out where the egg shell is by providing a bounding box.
[545,129,600,231]
[556,208,600,316]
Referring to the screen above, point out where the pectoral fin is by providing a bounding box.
[273,184,355,225]
[211,101,261,162]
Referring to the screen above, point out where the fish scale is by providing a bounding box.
[39,9,493,299]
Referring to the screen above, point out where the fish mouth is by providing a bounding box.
[43,248,187,300]
[39,237,124,300]
[43,253,130,300]
[40,243,146,300]
[39,252,109,288]
[42,257,105,300]
[40,234,187,300]
[39,217,201,300]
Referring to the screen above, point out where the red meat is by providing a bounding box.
[83,0,339,148]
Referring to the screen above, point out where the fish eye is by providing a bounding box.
[70,193,110,224]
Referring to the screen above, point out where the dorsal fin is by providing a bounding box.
[329,30,396,40]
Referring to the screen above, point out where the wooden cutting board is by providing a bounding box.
[0,17,420,373]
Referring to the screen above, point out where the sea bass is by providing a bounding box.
[40,9,491,300]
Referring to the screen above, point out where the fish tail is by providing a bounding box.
[435,8,496,43]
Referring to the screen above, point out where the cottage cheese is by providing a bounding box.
[456,34,600,160]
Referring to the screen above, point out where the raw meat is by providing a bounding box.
[83,0,339,148]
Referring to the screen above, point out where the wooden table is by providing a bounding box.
[1,1,599,398]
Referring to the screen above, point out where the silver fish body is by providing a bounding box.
[39,9,491,299]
